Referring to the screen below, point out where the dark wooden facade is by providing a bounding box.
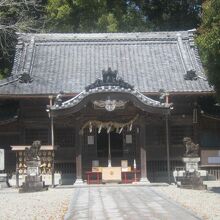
[1,93,219,183]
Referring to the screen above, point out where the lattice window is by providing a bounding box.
[54,128,75,148]
[146,125,165,146]
[200,129,220,147]
[25,128,49,145]
[0,134,20,150]
[171,125,193,145]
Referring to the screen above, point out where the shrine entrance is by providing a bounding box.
[49,68,171,184]
[97,129,123,159]
[80,114,139,180]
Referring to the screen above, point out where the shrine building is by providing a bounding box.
[0,31,219,185]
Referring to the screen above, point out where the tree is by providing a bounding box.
[46,0,155,32]
[0,0,46,78]
[197,0,220,100]
[46,0,108,32]
[142,0,202,31]
[0,0,203,78]
[46,0,202,33]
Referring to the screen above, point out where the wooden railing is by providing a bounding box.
[147,160,184,182]
[54,162,75,174]
[204,167,220,180]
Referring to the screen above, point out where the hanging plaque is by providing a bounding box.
[0,149,5,171]
[121,160,128,172]
[88,136,94,145]
[92,160,99,167]
[126,135,132,144]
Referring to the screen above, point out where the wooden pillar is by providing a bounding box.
[16,152,19,188]
[17,110,26,188]
[51,115,55,187]
[76,137,82,180]
[74,123,83,185]
[139,120,150,183]
[165,114,171,184]
[192,105,199,143]
[49,96,55,187]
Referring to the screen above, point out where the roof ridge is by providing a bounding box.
[16,30,193,42]
[18,31,189,34]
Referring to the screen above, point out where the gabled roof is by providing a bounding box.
[0,31,213,96]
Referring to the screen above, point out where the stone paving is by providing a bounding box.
[64,186,200,220]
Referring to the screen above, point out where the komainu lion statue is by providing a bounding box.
[25,140,41,161]
[183,137,199,157]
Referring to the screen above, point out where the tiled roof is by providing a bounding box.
[0,31,213,95]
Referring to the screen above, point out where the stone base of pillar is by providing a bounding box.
[73,178,84,186]
[138,177,150,184]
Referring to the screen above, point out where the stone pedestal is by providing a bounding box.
[19,160,47,193]
[19,176,47,193]
[182,157,200,172]
[26,160,41,176]
[179,157,206,190]
[180,171,206,190]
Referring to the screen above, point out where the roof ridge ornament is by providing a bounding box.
[85,68,134,91]
[19,71,33,83]
[184,69,197,80]
[54,91,64,106]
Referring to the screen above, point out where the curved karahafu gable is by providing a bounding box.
[50,68,171,116]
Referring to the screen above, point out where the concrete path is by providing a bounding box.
[64,186,200,220]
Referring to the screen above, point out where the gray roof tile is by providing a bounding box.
[0,31,213,95]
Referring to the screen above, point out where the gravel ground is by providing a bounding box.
[154,182,220,220]
[0,187,73,220]
[1,182,220,220]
